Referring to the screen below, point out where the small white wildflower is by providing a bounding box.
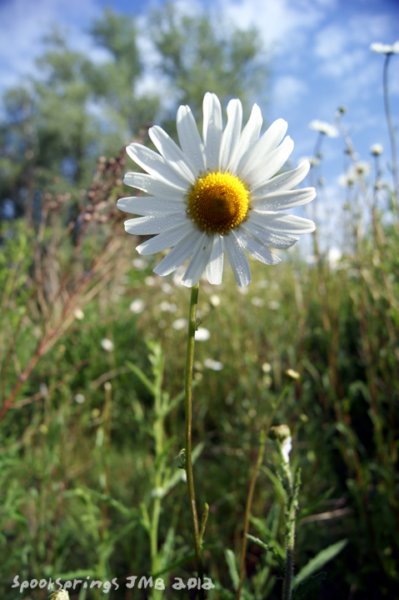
[144,275,156,286]
[40,383,49,397]
[309,120,339,138]
[129,299,145,314]
[132,257,147,270]
[251,296,264,307]
[327,247,342,268]
[159,300,178,313]
[338,173,355,188]
[370,41,399,55]
[354,161,370,176]
[286,368,300,380]
[210,294,221,307]
[195,327,210,341]
[101,338,114,352]
[50,591,70,600]
[263,374,272,387]
[161,282,173,294]
[269,300,280,310]
[74,393,85,404]
[300,155,321,168]
[262,362,272,373]
[74,308,84,320]
[370,143,383,156]
[282,436,292,464]
[172,318,187,331]
[204,358,224,371]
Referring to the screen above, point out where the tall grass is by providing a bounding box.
[1,102,398,598]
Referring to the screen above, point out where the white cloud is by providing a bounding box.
[0,0,102,90]
[218,0,337,57]
[314,24,347,59]
[273,75,308,110]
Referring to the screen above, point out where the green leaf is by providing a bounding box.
[293,539,348,590]
[225,549,239,591]
[126,361,155,395]
[246,534,269,551]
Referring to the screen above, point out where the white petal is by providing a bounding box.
[136,222,194,255]
[252,160,310,198]
[123,172,186,198]
[253,188,316,211]
[205,235,224,285]
[117,196,184,216]
[126,143,190,188]
[236,229,281,265]
[181,234,213,287]
[177,105,206,173]
[246,137,294,189]
[148,126,196,182]
[219,99,243,171]
[237,119,288,178]
[229,104,263,171]
[243,219,298,249]
[154,230,202,276]
[225,232,251,287]
[202,92,223,170]
[124,214,186,235]
[253,213,316,234]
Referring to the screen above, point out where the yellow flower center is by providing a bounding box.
[187,172,250,234]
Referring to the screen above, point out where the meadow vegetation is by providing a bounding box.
[0,5,398,599]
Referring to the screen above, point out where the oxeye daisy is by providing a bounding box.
[118,92,316,287]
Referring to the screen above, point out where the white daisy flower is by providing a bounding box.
[309,120,339,138]
[49,591,70,600]
[370,143,383,156]
[194,327,210,341]
[281,436,292,464]
[74,393,86,404]
[130,298,145,313]
[118,93,316,287]
[74,308,85,320]
[209,294,221,307]
[172,317,187,331]
[370,41,399,55]
[204,358,224,371]
[100,338,114,352]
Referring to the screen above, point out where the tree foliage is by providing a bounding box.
[150,1,264,116]
[0,3,266,217]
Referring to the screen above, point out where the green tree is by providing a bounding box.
[0,11,160,215]
[0,4,267,217]
[150,1,265,117]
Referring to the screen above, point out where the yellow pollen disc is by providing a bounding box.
[187,171,250,234]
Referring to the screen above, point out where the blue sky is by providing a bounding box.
[0,0,398,243]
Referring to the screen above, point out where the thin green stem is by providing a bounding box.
[236,430,266,600]
[184,283,202,567]
[282,469,301,600]
[383,53,399,209]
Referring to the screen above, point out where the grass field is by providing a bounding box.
[1,101,399,599]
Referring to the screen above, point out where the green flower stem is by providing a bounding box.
[282,467,301,600]
[237,430,266,600]
[184,283,202,567]
[150,387,164,576]
[383,53,399,208]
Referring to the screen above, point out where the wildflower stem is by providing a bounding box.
[184,283,202,567]
[282,468,301,600]
[382,53,399,208]
[237,430,266,600]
